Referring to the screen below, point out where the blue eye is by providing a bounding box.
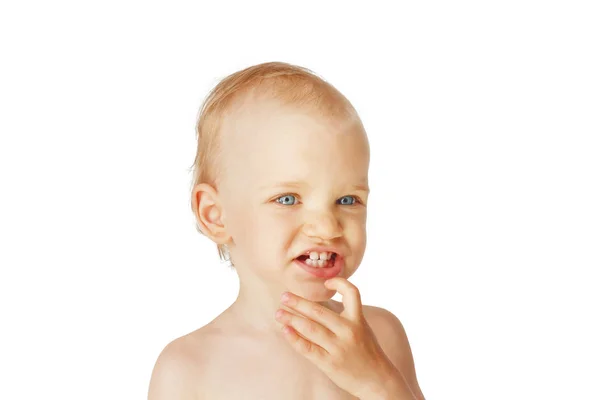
[338,196,357,205]
[275,194,298,205]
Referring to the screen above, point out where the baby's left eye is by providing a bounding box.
[337,196,357,205]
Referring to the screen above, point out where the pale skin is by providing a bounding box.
[148,94,425,399]
[275,277,421,399]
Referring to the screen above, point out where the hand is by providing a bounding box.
[275,277,403,399]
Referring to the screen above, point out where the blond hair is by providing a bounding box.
[189,61,358,262]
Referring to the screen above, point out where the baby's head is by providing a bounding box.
[190,62,370,300]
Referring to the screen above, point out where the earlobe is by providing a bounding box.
[192,183,231,245]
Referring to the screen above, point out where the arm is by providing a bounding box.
[366,306,426,400]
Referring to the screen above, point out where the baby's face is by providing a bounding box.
[218,99,369,299]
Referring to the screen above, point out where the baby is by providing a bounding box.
[148,62,425,400]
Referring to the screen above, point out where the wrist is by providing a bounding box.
[358,364,415,400]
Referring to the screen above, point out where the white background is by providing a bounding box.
[1,1,598,399]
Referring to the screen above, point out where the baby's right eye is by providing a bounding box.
[275,194,298,206]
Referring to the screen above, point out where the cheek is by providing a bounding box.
[256,210,298,237]
[345,221,367,273]
[244,210,299,269]
[344,215,367,249]
[234,208,297,250]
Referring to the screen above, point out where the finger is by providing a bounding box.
[279,322,329,365]
[323,278,363,321]
[275,308,335,352]
[280,292,347,335]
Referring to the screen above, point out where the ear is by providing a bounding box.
[192,183,231,245]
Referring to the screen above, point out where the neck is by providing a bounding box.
[225,265,338,338]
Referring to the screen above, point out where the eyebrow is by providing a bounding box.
[260,181,305,190]
[351,184,370,193]
[261,181,370,193]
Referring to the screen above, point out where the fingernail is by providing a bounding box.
[281,292,290,303]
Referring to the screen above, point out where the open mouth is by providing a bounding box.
[296,253,338,268]
[294,251,343,279]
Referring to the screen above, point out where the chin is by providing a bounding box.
[287,282,336,302]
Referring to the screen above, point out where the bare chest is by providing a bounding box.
[198,347,359,400]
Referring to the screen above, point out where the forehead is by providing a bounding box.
[220,99,369,188]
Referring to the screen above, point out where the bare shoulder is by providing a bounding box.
[148,327,216,400]
[362,305,426,400]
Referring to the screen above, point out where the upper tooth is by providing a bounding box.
[309,251,332,260]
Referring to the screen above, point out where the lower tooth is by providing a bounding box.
[306,259,330,267]
[306,259,326,267]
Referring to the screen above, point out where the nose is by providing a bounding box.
[301,209,343,241]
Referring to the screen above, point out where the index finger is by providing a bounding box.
[324,278,363,322]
